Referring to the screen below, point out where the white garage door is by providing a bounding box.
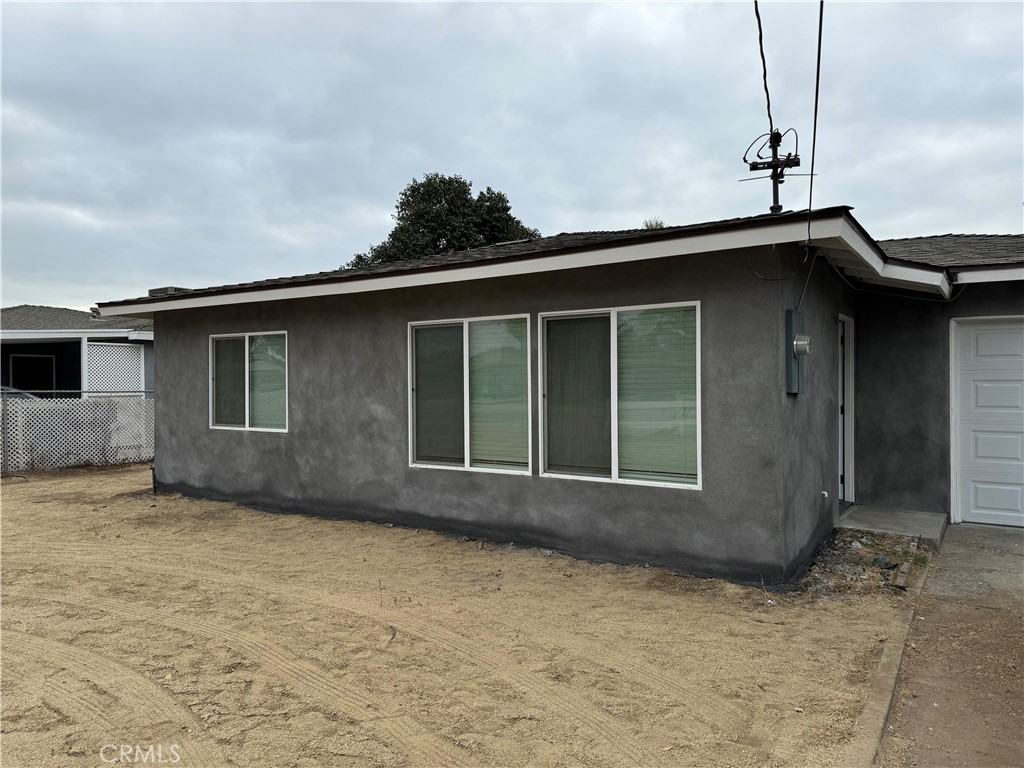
[955,318,1024,527]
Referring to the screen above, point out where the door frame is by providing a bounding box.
[837,314,855,502]
[948,315,1024,524]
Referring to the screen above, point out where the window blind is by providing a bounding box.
[469,318,529,469]
[213,337,245,427]
[249,334,287,430]
[617,306,697,483]
[545,315,612,476]
[414,325,465,465]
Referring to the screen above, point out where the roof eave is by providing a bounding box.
[0,329,154,341]
[97,207,953,315]
[951,264,1024,285]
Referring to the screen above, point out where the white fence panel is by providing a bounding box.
[1,397,154,473]
[87,342,145,395]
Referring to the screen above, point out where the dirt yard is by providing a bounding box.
[2,465,911,767]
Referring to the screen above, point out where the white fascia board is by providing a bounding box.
[836,218,952,298]
[0,329,152,341]
[953,266,1024,284]
[99,217,847,316]
[880,263,951,297]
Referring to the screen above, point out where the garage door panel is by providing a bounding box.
[974,431,1024,463]
[959,371,1024,416]
[956,319,1024,527]
[973,379,1024,411]
[960,324,1024,367]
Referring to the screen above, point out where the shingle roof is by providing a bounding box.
[1,305,154,332]
[98,206,853,308]
[879,234,1023,268]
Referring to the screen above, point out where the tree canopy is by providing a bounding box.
[642,217,666,229]
[349,173,540,268]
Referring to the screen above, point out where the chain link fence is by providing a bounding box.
[1,392,154,474]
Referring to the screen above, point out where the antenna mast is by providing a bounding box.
[744,129,801,214]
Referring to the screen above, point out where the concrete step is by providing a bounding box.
[837,505,948,551]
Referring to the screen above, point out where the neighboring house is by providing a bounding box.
[0,305,155,397]
[97,206,1023,582]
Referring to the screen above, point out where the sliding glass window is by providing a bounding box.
[542,303,699,487]
[411,317,530,472]
[211,332,288,431]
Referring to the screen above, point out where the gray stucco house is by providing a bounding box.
[97,206,1023,582]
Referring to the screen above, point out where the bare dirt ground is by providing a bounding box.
[2,464,913,767]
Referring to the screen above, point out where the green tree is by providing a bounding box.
[349,173,540,267]
[642,217,666,229]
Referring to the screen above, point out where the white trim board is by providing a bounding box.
[0,330,153,342]
[97,212,955,317]
[953,266,1024,285]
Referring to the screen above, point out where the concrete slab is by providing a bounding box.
[837,505,948,551]
[875,523,1024,767]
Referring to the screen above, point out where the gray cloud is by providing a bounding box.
[2,2,1020,310]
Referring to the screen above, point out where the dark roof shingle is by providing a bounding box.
[1,305,154,332]
[879,234,1022,268]
[98,206,852,307]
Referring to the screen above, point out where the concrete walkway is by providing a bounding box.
[875,524,1024,767]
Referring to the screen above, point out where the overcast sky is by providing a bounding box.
[2,2,1021,311]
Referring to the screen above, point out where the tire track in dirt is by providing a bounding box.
[10,542,740,744]
[4,589,467,767]
[6,549,658,765]
[3,633,228,768]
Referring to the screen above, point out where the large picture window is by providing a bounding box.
[542,303,699,487]
[211,332,288,431]
[410,316,530,473]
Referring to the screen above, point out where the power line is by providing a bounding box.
[805,0,825,245]
[753,0,774,134]
[794,0,826,311]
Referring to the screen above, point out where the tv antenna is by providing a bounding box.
[742,128,813,214]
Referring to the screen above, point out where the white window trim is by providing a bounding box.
[209,331,288,433]
[408,314,532,476]
[539,301,702,491]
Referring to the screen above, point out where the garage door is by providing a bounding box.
[955,318,1024,527]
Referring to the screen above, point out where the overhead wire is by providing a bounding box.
[753,0,774,135]
[795,0,826,310]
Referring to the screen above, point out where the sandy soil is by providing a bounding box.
[2,464,910,767]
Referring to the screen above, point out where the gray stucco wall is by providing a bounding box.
[776,251,855,570]
[154,246,841,582]
[855,281,1023,514]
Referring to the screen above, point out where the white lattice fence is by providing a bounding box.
[87,342,145,394]
[1,398,154,473]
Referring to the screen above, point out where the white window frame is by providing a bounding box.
[209,331,288,433]
[408,314,532,475]
[539,300,702,490]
